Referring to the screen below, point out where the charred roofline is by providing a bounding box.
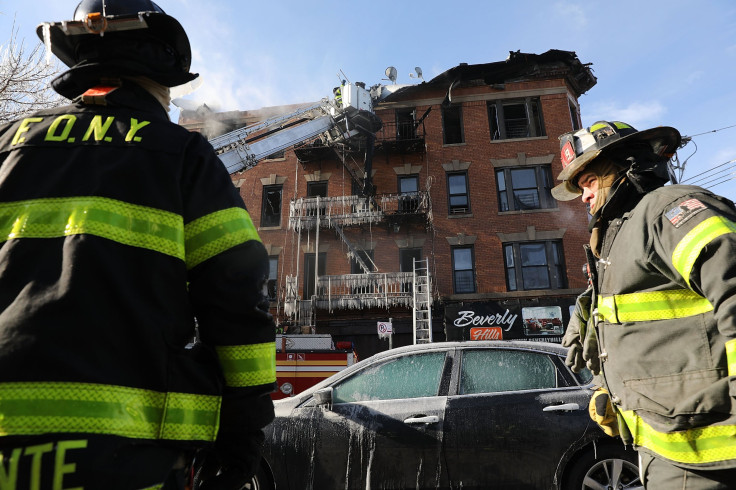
[382,49,596,101]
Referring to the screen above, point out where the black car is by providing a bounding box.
[251,341,641,489]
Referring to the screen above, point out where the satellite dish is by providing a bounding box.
[385,66,397,84]
[409,67,424,81]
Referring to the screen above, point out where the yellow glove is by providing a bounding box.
[589,388,619,437]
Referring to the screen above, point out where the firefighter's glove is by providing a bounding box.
[562,288,592,373]
[193,393,274,490]
[193,430,264,489]
[581,323,600,375]
[589,388,619,437]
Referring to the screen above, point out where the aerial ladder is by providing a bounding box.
[208,82,383,179]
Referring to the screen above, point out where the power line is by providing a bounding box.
[681,159,736,185]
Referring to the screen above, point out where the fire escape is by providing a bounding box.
[285,110,434,342]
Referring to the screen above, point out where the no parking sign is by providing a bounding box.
[377,321,393,335]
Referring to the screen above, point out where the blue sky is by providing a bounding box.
[3,0,736,201]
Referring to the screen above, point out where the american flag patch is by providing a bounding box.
[665,198,706,228]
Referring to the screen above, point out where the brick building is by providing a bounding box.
[179,49,597,360]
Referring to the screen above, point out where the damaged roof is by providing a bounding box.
[383,49,596,101]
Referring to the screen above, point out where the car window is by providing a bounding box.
[332,351,446,403]
[460,349,557,394]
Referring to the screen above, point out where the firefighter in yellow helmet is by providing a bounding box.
[554,121,736,488]
[0,1,276,488]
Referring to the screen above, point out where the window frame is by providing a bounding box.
[398,174,420,213]
[503,240,567,292]
[495,165,556,212]
[487,97,545,141]
[442,104,464,144]
[395,108,417,140]
[447,171,470,214]
[260,184,283,227]
[451,245,476,294]
[331,351,448,403]
[267,256,279,302]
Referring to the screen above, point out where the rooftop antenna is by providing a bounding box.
[384,66,397,84]
[409,67,424,81]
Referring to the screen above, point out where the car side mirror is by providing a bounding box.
[313,387,333,409]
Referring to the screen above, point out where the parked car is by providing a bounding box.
[251,341,641,489]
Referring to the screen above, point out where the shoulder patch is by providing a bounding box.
[665,198,706,228]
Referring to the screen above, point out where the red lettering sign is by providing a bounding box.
[470,327,503,340]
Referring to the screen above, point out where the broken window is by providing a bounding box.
[569,101,581,130]
[260,184,283,227]
[447,171,470,214]
[496,165,555,212]
[503,240,566,291]
[395,108,417,140]
[488,97,545,140]
[452,246,476,294]
[442,104,464,144]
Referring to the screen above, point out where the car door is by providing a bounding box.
[443,347,592,489]
[287,349,452,489]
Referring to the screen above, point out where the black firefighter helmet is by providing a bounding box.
[37,0,198,98]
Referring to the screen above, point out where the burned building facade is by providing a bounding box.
[179,50,597,360]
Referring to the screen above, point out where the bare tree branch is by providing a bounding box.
[1,19,64,124]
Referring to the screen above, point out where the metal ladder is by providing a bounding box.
[413,258,433,344]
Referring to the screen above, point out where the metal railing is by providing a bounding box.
[284,272,416,313]
[289,192,430,231]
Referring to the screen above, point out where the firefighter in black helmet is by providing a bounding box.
[555,121,736,488]
[0,1,276,489]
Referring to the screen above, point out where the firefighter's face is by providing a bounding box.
[577,171,599,212]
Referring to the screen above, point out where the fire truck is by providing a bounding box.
[273,334,357,400]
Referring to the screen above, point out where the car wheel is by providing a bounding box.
[242,464,272,490]
[564,444,642,490]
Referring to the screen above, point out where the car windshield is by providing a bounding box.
[332,351,447,403]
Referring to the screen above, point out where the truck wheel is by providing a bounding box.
[564,444,642,490]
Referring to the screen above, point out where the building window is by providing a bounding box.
[261,184,282,227]
[396,108,416,140]
[488,97,545,140]
[307,181,328,197]
[267,256,278,301]
[504,240,566,291]
[350,250,375,274]
[447,172,470,214]
[569,101,581,130]
[452,246,476,294]
[496,166,555,212]
[442,105,464,144]
[398,174,420,213]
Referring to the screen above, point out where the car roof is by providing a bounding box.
[367,340,567,359]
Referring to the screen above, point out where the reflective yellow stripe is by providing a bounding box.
[620,410,736,464]
[0,197,184,259]
[185,207,261,269]
[0,382,220,442]
[672,216,736,286]
[727,339,736,376]
[215,342,276,388]
[597,289,713,323]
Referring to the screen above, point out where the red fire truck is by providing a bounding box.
[273,334,357,400]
